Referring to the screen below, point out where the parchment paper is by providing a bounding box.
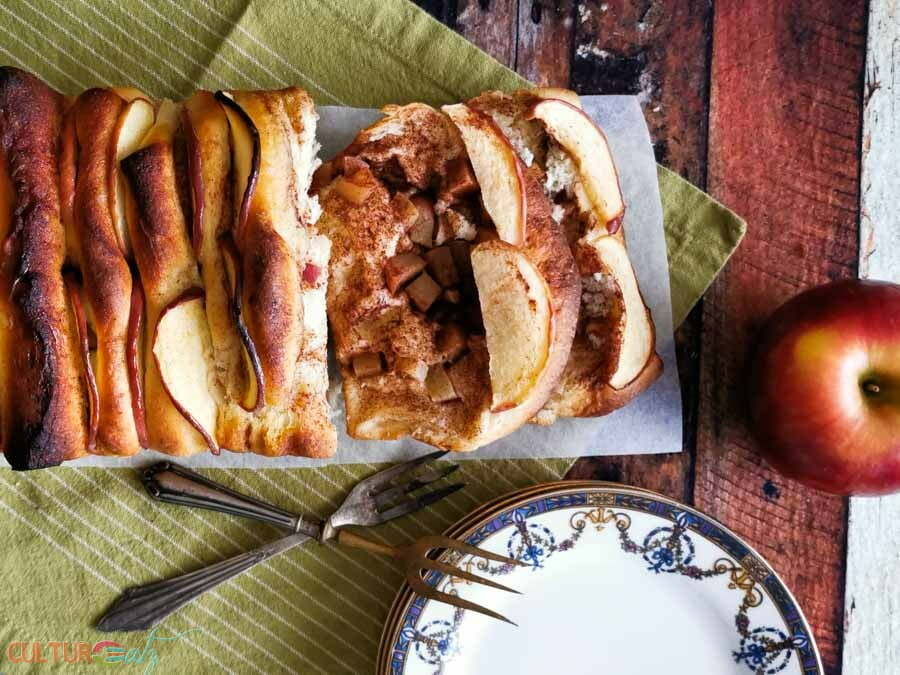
[9,96,681,468]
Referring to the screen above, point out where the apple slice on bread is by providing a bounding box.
[471,240,552,411]
[109,94,155,254]
[153,290,220,453]
[442,104,526,247]
[527,97,624,234]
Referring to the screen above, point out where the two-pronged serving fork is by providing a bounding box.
[97,451,523,631]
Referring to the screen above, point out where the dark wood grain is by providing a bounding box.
[698,2,866,671]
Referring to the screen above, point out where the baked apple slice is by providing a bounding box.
[109,95,155,253]
[219,235,264,411]
[527,98,625,233]
[581,232,654,389]
[126,275,148,447]
[152,290,219,454]
[471,240,552,411]
[442,103,527,247]
[214,91,260,238]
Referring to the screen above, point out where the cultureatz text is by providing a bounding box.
[4,628,199,674]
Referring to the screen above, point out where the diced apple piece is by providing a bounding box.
[582,233,654,388]
[127,275,149,448]
[311,160,335,192]
[219,235,265,411]
[442,103,527,247]
[437,322,468,362]
[425,364,459,403]
[396,356,428,383]
[408,195,435,246]
[216,92,260,239]
[527,98,625,232]
[64,276,99,450]
[384,253,427,295]
[425,246,459,288]
[333,175,373,204]
[153,291,219,454]
[472,240,552,411]
[352,352,383,378]
[442,157,478,199]
[406,272,442,312]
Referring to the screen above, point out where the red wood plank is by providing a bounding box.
[564,1,713,502]
[700,2,866,670]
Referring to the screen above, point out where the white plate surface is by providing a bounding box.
[384,486,822,675]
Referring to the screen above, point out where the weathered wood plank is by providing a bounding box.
[565,0,713,503]
[455,0,518,69]
[699,2,867,671]
[515,0,576,85]
[843,1,900,672]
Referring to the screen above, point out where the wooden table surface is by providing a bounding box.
[415,2,899,673]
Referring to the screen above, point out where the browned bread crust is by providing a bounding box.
[0,67,88,470]
[69,88,141,455]
[122,138,213,456]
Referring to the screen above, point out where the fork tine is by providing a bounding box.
[377,483,465,522]
[418,558,521,594]
[364,450,449,488]
[417,536,527,567]
[406,574,517,626]
[373,464,460,508]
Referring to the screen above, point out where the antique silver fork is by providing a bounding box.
[97,451,521,631]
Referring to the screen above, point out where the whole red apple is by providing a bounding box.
[748,279,900,495]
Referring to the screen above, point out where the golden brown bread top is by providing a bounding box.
[0,67,87,469]
[70,88,141,455]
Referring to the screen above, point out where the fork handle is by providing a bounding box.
[96,531,312,632]
[143,462,303,532]
[336,529,398,558]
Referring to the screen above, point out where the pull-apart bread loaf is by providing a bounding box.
[315,102,581,451]
[464,89,663,423]
[0,67,334,468]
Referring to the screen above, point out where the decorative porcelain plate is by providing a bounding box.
[380,483,823,675]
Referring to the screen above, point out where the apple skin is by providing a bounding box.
[748,279,900,496]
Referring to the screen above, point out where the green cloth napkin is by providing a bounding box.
[0,1,744,672]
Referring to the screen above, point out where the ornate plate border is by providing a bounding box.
[383,484,824,675]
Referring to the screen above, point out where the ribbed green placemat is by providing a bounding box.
[0,1,744,672]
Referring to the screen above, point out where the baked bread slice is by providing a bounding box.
[182,89,335,457]
[0,68,88,469]
[0,69,335,467]
[466,89,663,423]
[316,102,579,451]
